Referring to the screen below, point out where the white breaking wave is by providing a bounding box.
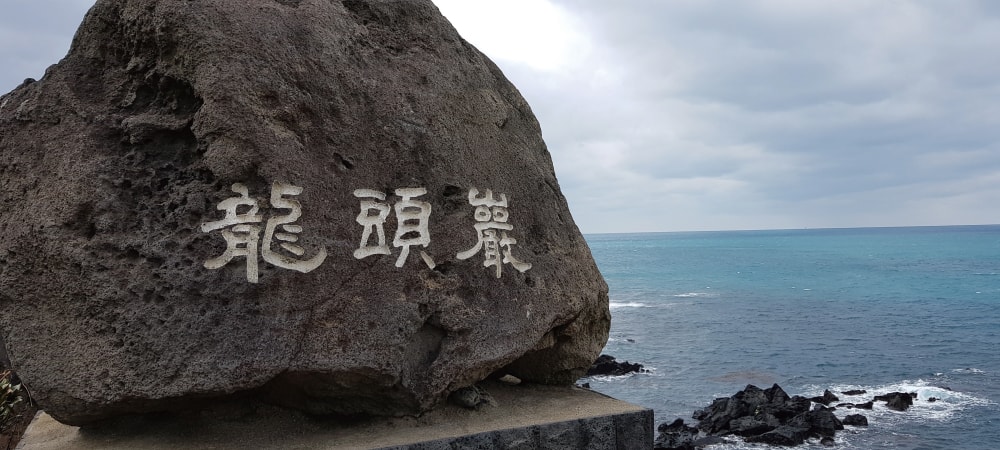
[606,336,641,343]
[673,292,713,298]
[585,374,637,382]
[804,378,994,424]
[951,367,986,374]
[584,368,659,382]
[608,301,651,309]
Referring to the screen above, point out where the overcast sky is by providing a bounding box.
[3,1,1000,233]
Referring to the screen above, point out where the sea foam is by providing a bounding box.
[608,301,651,309]
[804,378,994,423]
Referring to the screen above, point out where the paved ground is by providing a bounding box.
[16,382,650,449]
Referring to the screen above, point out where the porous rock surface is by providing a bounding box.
[0,0,609,425]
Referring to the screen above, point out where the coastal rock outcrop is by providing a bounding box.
[653,419,725,450]
[653,418,699,450]
[842,414,869,426]
[0,0,609,425]
[658,384,869,447]
[692,384,813,436]
[586,354,645,376]
[875,392,916,411]
[836,400,874,410]
[810,389,840,406]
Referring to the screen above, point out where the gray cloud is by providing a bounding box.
[511,0,1000,231]
[4,1,1000,232]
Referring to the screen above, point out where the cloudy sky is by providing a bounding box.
[3,1,1000,233]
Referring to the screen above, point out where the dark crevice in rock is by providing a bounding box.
[333,152,354,171]
[441,184,463,198]
[406,320,446,371]
[65,202,97,239]
[263,370,418,417]
[126,74,201,116]
[341,0,380,26]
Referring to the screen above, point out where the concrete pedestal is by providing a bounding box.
[16,383,652,449]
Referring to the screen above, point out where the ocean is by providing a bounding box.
[581,225,1000,449]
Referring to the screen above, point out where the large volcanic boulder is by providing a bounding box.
[0,0,609,425]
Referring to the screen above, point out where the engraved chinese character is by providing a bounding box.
[353,189,391,259]
[392,188,432,268]
[202,182,326,283]
[261,182,327,273]
[201,183,263,283]
[456,188,532,278]
[353,187,435,269]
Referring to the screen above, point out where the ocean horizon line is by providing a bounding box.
[583,222,1000,236]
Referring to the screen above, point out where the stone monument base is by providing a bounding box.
[16,383,652,449]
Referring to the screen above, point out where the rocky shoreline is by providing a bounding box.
[585,355,931,448]
[654,384,926,448]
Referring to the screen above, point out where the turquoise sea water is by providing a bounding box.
[583,225,1000,449]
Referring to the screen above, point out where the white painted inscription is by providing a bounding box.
[456,188,532,278]
[353,188,434,269]
[202,182,327,283]
[352,189,391,259]
[200,184,534,282]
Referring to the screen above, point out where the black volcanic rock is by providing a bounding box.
[875,392,916,411]
[729,414,781,437]
[810,389,840,406]
[842,414,869,426]
[789,409,843,438]
[653,419,699,450]
[745,425,810,446]
[693,384,811,435]
[586,354,644,376]
[665,383,884,447]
